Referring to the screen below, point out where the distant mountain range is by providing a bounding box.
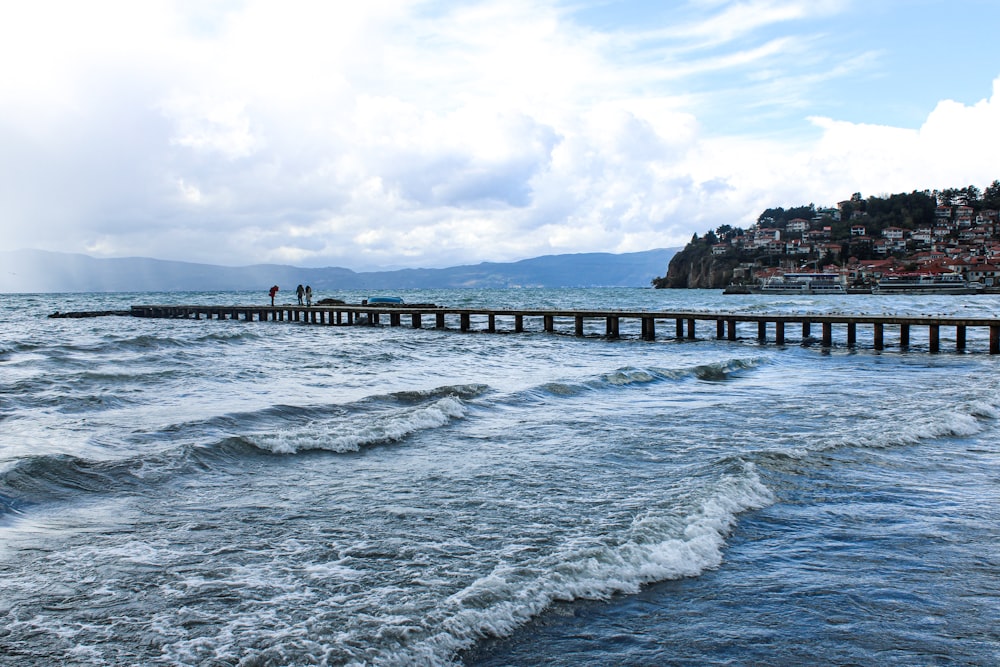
[0,248,676,293]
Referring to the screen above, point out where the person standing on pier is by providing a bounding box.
[305,285,313,306]
[296,284,304,305]
[269,285,279,306]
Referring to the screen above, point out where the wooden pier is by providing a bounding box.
[126,304,1000,354]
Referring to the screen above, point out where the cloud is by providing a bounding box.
[633,0,842,50]
[0,0,998,270]
[804,77,1000,198]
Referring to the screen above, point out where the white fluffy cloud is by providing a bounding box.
[805,78,1000,197]
[1,0,998,269]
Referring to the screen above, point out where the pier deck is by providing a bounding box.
[125,304,1000,354]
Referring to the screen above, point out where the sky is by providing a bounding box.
[1,0,999,270]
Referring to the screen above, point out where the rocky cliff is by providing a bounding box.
[653,244,738,289]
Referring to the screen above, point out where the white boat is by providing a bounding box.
[748,273,846,295]
[873,273,983,295]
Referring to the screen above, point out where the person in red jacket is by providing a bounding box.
[269,285,279,306]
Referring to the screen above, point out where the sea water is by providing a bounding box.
[1,289,998,666]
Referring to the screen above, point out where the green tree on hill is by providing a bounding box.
[983,180,1000,209]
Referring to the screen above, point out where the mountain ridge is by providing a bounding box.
[0,248,676,293]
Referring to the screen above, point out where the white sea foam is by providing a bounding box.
[378,463,775,665]
[246,395,467,454]
[304,561,365,580]
[968,398,1000,420]
[822,407,986,453]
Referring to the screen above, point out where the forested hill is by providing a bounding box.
[655,181,1000,289]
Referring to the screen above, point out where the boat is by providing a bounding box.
[366,296,404,305]
[873,273,984,295]
[748,273,846,295]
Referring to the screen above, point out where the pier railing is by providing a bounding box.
[128,304,1000,354]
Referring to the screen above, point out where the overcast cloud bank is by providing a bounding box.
[1,1,998,270]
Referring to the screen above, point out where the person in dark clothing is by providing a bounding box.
[296,284,304,305]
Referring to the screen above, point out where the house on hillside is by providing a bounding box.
[955,206,974,225]
[753,228,781,247]
[805,228,831,243]
[966,264,1000,286]
[912,250,947,266]
[786,218,810,234]
[861,258,897,274]
[785,239,812,255]
[978,209,999,224]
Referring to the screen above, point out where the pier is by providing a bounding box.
[124,304,1000,355]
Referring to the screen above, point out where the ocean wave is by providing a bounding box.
[53,329,264,358]
[73,334,190,354]
[244,395,469,454]
[0,453,144,515]
[380,462,774,665]
[531,357,766,398]
[370,384,490,406]
[0,437,284,516]
[741,394,1000,470]
[72,384,490,453]
[598,367,660,387]
[3,380,134,414]
[688,357,766,382]
[967,399,1000,420]
[182,383,489,436]
[0,386,486,514]
[534,381,588,397]
[193,329,266,344]
[847,407,986,449]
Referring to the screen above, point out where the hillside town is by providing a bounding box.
[660,183,1000,291]
[732,203,1000,288]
